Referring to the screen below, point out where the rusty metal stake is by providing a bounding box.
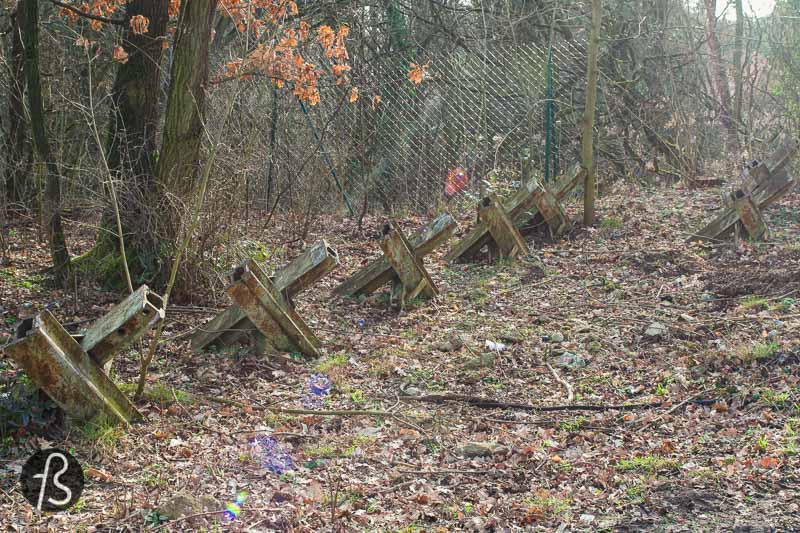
[226,260,322,357]
[77,285,164,367]
[2,310,141,424]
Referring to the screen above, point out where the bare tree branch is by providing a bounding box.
[49,0,125,26]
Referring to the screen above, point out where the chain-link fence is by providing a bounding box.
[205,26,786,221]
[210,39,590,218]
[311,40,589,214]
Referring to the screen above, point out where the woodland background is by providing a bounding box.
[1,1,800,531]
[1,0,799,294]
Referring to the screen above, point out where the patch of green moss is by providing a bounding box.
[616,455,680,473]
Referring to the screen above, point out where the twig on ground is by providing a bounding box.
[152,511,225,531]
[391,414,430,438]
[635,388,716,432]
[169,305,224,314]
[316,325,405,338]
[157,327,198,344]
[172,387,190,417]
[231,429,312,437]
[546,363,574,403]
[201,391,717,420]
[246,519,270,532]
[368,479,416,496]
[202,395,265,410]
[663,389,717,416]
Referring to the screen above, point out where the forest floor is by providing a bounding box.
[1,181,800,532]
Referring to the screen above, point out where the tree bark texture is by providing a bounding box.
[704,0,739,153]
[582,0,601,226]
[157,0,218,200]
[88,0,170,285]
[19,0,71,285]
[733,0,744,128]
[5,9,32,204]
[105,0,169,186]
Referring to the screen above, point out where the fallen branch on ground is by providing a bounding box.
[399,394,717,412]
[273,408,390,416]
[199,393,718,419]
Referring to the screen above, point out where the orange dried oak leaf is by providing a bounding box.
[758,456,779,469]
[113,45,129,64]
[129,14,149,34]
[408,61,431,85]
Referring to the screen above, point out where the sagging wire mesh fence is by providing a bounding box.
[3,16,791,234]
[314,40,590,214]
[197,39,597,226]
[2,37,590,225]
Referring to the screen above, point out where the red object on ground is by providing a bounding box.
[445,167,469,197]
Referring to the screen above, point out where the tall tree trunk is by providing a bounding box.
[86,0,169,286]
[582,0,601,226]
[19,0,71,285]
[105,0,169,185]
[704,0,739,154]
[157,0,218,200]
[265,85,279,208]
[154,0,217,289]
[5,8,31,205]
[733,0,744,129]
